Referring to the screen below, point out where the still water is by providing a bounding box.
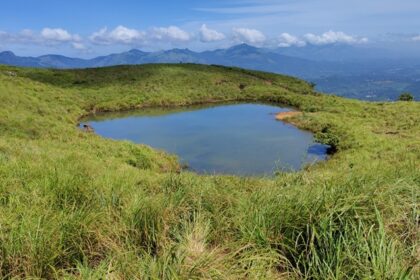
[82,103,328,176]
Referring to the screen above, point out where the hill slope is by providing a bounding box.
[0,64,419,279]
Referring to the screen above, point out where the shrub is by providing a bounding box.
[398,92,414,101]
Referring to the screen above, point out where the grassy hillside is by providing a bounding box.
[0,64,419,279]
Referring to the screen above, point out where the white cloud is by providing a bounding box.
[90,26,145,45]
[18,29,37,41]
[72,42,87,50]
[0,28,82,47]
[278,33,306,47]
[109,26,145,44]
[0,31,12,41]
[90,25,190,45]
[412,35,420,41]
[232,27,266,44]
[41,28,80,42]
[90,28,109,44]
[304,31,368,45]
[150,26,191,42]
[275,31,368,47]
[199,24,225,42]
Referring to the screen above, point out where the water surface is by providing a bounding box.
[82,104,328,175]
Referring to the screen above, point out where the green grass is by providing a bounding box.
[0,63,419,279]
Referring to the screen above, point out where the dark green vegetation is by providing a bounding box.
[0,63,419,279]
[399,92,415,101]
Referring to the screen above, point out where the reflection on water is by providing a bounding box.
[82,103,329,176]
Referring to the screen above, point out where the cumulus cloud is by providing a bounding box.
[304,31,368,45]
[0,27,82,48]
[90,26,145,45]
[412,35,420,41]
[232,27,266,44]
[278,33,306,47]
[89,28,109,44]
[149,26,191,42]
[72,42,87,50]
[41,28,81,42]
[16,29,38,42]
[90,25,190,45]
[0,30,12,41]
[199,24,225,42]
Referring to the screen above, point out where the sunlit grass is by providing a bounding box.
[0,64,419,279]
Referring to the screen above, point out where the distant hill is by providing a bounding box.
[274,44,395,62]
[1,44,419,101]
[0,51,44,67]
[0,44,343,79]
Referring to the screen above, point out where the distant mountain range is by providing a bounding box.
[1,44,419,101]
[0,44,342,79]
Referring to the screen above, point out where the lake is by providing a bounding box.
[81,103,329,176]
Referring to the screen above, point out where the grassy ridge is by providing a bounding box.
[0,64,419,279]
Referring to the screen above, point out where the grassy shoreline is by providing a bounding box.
[0,63,419,279]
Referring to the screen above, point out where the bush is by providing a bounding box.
[398,92,414,101]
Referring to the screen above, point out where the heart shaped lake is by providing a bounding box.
[81,103,329,176]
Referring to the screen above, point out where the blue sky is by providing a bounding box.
[1,0,419,57]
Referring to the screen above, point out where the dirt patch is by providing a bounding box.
[3,71,17,77]
[215,79,228,85]
[275,111,302,121]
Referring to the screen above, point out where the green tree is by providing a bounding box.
[398,92,414,101]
